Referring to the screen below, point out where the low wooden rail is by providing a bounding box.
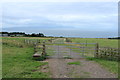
[33,42,46,60]
[24,39,40,45]
[24,39,46,60]
[95,43,119,61]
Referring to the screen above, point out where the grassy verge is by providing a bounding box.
[67,61,81,65]
[2,37,50,78]
[87,58,118,74]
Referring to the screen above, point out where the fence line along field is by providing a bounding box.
[1,37,119,78]
[66,38,118,74]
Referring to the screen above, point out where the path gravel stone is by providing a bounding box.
[46,43,117,78]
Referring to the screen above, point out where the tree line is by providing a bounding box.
[0,32,45,37]
[108,37,120,39]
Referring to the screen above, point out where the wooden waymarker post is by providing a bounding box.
[95,43,99,58]
[42,42,46,55]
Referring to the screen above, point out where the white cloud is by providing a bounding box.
[1,0,119,2]
[1,1,117,37]
[1,1,117,33]
[111,14,118,16]
[44,14,117,22]
[18,19,32,23]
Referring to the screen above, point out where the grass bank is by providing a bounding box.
[2,37,50,78]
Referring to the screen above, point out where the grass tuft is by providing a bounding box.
[67,61,81,65]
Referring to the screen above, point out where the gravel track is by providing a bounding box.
[46,44,117,78]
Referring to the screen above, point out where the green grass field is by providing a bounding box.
[2,37,51,78]
[71,38,118,48]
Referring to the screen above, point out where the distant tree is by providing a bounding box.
[31,33,36,37]
[38,33,44,37]
[60,36,64,38]
[108,37,120,39]
[0,32,8,34]
[0,32,45,37]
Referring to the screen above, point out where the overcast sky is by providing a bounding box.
[1,1,118,38]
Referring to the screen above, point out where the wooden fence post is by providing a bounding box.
[95,43,99,58]
[86,40,87,47]
[42,42,46,55]
[34,44,37,53]
[118,48,120,61]
[38,39,40,43]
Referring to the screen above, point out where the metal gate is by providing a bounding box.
[45,42,97,59]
